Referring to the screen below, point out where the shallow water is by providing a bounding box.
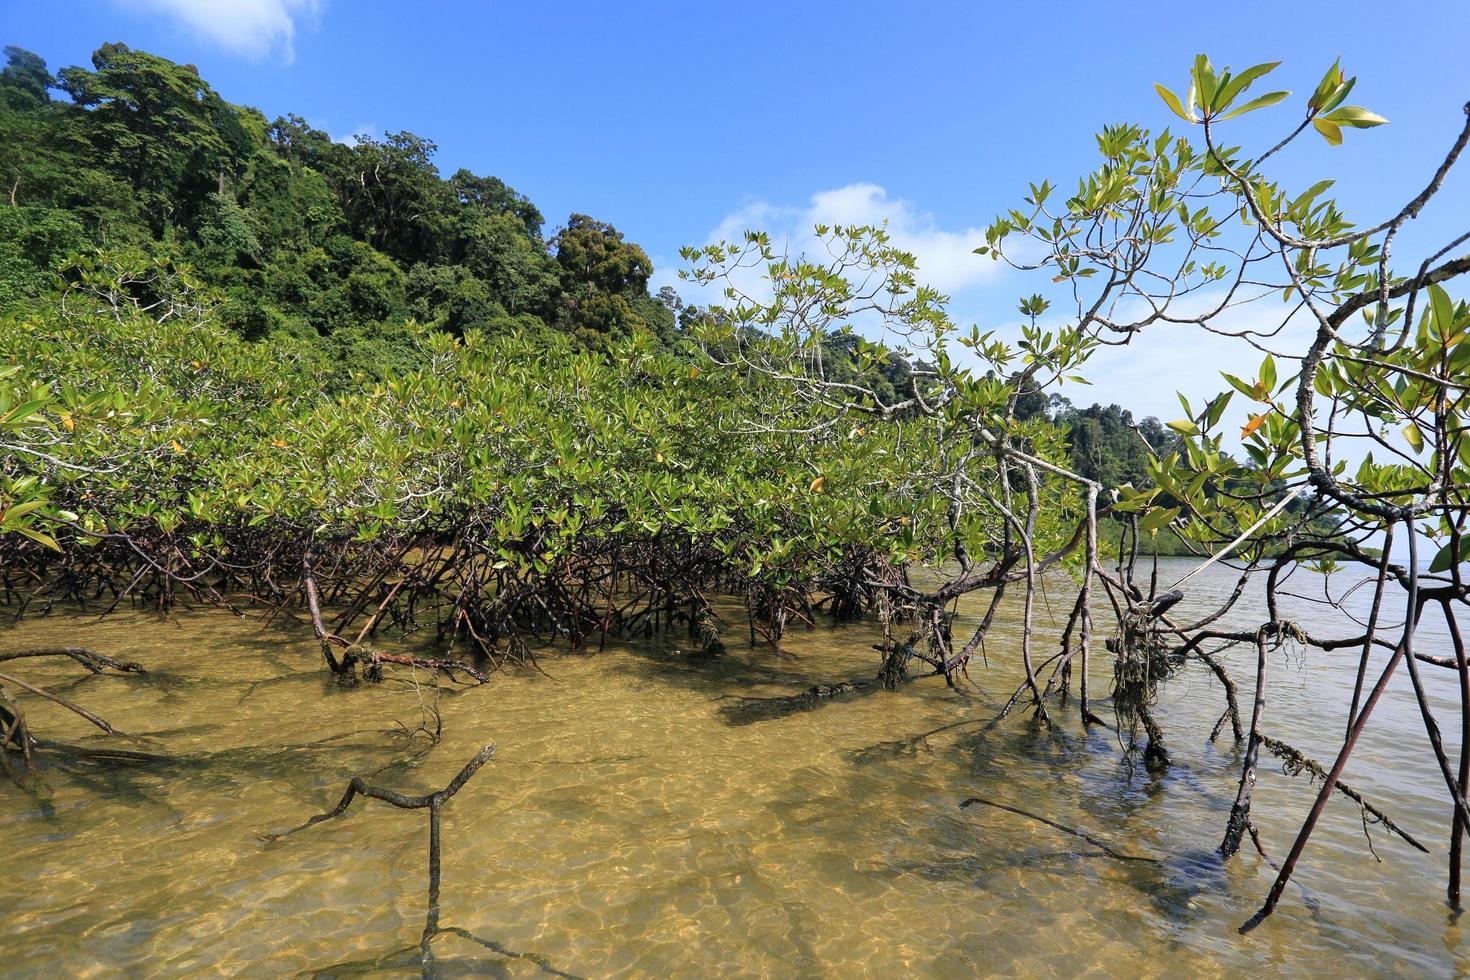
[2,558,1467,977]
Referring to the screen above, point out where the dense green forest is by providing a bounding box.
[0,42,680,380]
[0,42,1171,489]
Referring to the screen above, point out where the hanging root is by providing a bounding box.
[876,636,916,691]
[1199,650,1244,743]
[1260,735,1428,854]
[1109,609,1177,770]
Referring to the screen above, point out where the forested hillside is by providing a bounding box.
[0,42,678,384]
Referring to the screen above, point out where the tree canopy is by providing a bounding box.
[0,43,675,384]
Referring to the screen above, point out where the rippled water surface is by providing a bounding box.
[3,559,1468,976]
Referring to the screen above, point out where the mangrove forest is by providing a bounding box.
[4,28,1470,977]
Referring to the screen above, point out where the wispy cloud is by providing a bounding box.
[658,182,1002,308]
[329,122,376,146]
[659,184,1315,440]
[1018,289,1316,437]
[122,0,323,61]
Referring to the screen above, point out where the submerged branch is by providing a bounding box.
[960,795,1160,863]
[0,647,146,674]
[0,670,120,735]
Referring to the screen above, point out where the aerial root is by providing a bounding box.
[266,743,548,971]
[1259,734,1428,854]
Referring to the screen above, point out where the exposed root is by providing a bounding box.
[264,743,498,968]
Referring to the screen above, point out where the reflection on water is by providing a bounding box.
[3,558,1467,976]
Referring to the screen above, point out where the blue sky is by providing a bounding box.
[5,0,1469,420]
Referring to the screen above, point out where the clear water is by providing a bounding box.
[2,558,1466,976]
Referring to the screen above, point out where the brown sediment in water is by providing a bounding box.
[2,558,1467,976]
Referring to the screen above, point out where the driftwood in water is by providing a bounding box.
[270,741,581,975]
[361,650,489,684]
[0,646,146,784]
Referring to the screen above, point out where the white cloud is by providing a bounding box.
[658,184,1319,454]
[330,122,376,146]
[303,116,375,146]
[658,182,1001,307]
[122,0,323,61]
[1062,323,1283,427]
[1010,289,1318,453]
[804,184,999,295]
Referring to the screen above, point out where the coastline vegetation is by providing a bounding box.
[3,42,1469,943]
